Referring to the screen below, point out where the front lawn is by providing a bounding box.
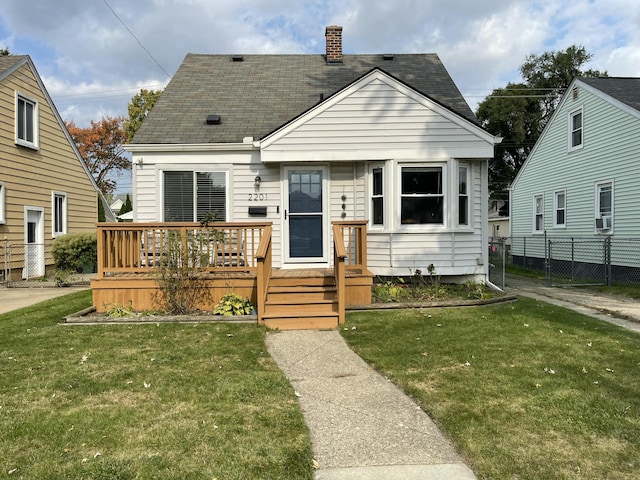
[0,291,313,480]
[343,297,640,479]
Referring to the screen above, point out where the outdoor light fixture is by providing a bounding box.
[254,175,262,188]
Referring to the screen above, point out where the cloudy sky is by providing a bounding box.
[2,0,639,192]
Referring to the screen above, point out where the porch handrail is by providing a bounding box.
[255,224,273,324]
[332,223,348,325]
[332,220,368,272]
[96,222,271,278]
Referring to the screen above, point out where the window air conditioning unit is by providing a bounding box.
[595,216,611,230]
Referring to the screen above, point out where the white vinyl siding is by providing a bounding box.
[261,74,494,162]
[511,80,640,242]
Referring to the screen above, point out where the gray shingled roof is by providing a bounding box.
[132,53,478,145]
[578,77,640,113]
[0,55,27,80]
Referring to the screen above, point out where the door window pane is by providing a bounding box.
[289,170,322,213]
[289,216,323,257]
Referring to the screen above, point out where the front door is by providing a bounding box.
[283,167,328,264]
[24,207,44,278]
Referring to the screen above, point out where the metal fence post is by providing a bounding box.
[605,237,612,286]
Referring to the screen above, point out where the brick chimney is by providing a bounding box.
[325,25,343,64]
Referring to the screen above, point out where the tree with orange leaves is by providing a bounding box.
[65,116,129,196]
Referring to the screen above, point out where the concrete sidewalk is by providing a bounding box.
[0,286,89,315]
[266,330,476,480]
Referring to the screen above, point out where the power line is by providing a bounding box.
[101,0,171,79]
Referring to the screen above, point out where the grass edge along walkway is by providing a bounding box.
[0,290,314,480]
[342,297,640,480]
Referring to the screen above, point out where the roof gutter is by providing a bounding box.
[125,139,257,154]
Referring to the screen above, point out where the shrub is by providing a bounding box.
[213,293,254,316]
[51,232,97,273]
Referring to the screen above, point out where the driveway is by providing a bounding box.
[504,274,640,334]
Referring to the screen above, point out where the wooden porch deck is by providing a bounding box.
[91,221,372,329]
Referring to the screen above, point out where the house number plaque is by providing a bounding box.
[248,193,267,201]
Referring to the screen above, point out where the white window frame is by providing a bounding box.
[162,170,229,222]
[533,194,544,234]
[0,181,5,224]
[16,92,39,150]
[398,163,446,228]
[553,189,566,229]
[568,107,583,152]
[368,163,386,229]
[595,180,613,234]
[458,164,469,227]
[52,191,68,237]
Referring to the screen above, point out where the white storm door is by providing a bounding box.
[24,207,45,278]
[283,167,328,264]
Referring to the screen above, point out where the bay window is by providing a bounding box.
[400,166,443,225]
[458,165,469,226]
[370,165,384,227]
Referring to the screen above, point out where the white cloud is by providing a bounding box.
[2,0,638,126]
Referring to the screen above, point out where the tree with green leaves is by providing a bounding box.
[477,45,606,202]
[119,193,132,216]
[124,88,162,142]
[1,48,9,56]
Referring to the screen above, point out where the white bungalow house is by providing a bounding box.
[510,77,640,280]
[127,26,499,278]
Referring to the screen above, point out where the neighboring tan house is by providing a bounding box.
[510,77,640,272]
[127,26,500,281]
[0,55,108,281]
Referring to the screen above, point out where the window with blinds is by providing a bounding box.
[163,171,227,222]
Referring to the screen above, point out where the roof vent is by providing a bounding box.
[206,115,221,125]
[382,54,395,61]
[231,55,244,62]
[572,86,579,100]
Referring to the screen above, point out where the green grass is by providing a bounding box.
[342,297,640,479]
[0,291,313,479]
[586,284,640,300]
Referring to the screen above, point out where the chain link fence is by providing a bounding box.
[506,235,640,287]
[1,241,95,287]
[488,240,506,289]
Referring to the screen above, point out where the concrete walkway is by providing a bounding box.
[0,285,89,315]
[266,330,477,480]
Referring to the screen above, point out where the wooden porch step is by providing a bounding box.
[264,301,337,316]
[263,269,340,329]
[267,286,337,303]
[262,309,340,330]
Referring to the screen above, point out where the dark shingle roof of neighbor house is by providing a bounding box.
[132,53,478,145]
[0,55,26,78]
[578,77,640,113]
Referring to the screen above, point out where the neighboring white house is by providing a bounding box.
[126,26,500,281]
[510,77,640,271]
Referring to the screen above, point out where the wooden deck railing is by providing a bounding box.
[96,222,272,278]
[332,220,368,324]
[255,224,273,324]
[332,220,368,272]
